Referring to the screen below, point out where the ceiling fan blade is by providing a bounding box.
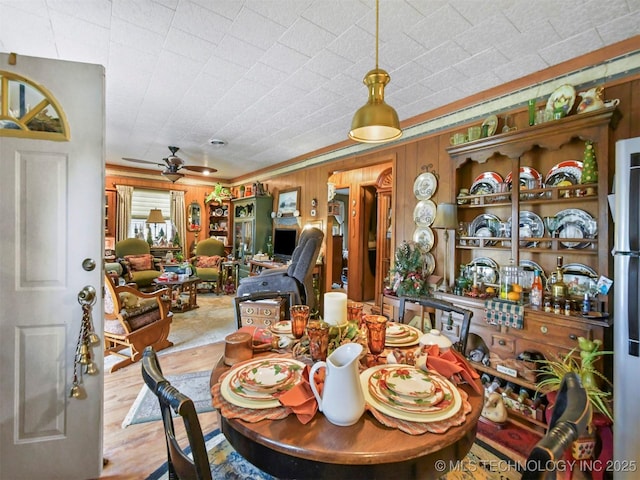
[122,157,165,168]
[182,165,218,174]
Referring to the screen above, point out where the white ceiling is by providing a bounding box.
[1,0,639,181]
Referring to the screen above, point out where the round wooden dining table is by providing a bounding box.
[210,354,483,480]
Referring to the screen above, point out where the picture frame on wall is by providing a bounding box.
[277,187,300,216]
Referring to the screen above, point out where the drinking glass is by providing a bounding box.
[290,304,310,339]
[364,315,388,356]
[544,216,558,238]
[585,219,598,249]
[306,321,330,362]
[347,302,363,325]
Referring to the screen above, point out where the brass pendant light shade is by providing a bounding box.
[349,0,402,144]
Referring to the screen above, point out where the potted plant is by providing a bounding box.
[536,336,613,460]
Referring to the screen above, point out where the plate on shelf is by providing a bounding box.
[507,211,545,247]
[465,257,500,286]
[413,172,438,200]
[546,263,598,296]
[413,227,435,251]
[470,213,501,246]
[545,160,583,187]
[470,172,504,195]
[519,260,547,290]
[545,84,576,115]
[482,115,498,136]
[505,166,542,190]
[214,208,224,216]
[413,200,437,227]
[555,208,596,249]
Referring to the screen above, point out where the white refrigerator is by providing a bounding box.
[613,137,640,473]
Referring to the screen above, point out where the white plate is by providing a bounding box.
[220,358,306,409]
[555,208,596,248]
[270,321,292,334]
[413,172,438,200]
[470,213,501,246]
[413,200,436,227]
[360,365,462,423]
[424,252,435,276]
[507,211,545,247]
[546,84,576,115]
[412,227,434,250]
[385,323,422,347]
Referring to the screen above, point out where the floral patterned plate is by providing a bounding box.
[545,160,583,187]
[412,227,434,250]
[413,172,438,200]
[413,200,437,227]
[470,172,503,195]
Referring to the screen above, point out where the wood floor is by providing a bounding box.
[99,342,224,480]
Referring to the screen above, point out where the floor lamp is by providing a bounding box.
[433,203,458,292]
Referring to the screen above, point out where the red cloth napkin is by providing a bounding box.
[275,366,319,424]
[422,345,482,394]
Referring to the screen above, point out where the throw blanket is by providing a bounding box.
[484,300,524,329]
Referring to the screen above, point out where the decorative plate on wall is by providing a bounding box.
[412,227,435,251]
[413,172,438,200]
[413,200,437,227]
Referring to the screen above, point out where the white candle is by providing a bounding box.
[324,292,347,326]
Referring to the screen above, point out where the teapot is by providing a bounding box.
[309,343,365,426]
[577,86,620,113]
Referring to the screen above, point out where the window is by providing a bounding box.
[129,189,174,243]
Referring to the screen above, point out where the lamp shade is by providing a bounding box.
[146,208,165,224]
[349,68,402,144]
[162,170,184,182]
[433,203,458,229]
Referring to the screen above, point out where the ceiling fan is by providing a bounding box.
[122,146,217,182]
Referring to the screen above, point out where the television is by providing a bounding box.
[273,228,298,262]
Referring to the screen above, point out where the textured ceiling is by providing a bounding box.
[1,0,639,181]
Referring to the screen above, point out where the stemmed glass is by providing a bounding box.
[544,216,558,238]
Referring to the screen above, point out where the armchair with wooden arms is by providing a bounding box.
[190,238,225,293]
[115,238,161,288]
[103,274,173,372]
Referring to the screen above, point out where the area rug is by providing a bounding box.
[477,417,543,463]
[122,370,215,428]
[146,429,522,480]
[105,293,237,372]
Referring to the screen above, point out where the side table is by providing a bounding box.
[153,276,200,312]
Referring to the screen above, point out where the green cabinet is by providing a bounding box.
[232,196,273,265]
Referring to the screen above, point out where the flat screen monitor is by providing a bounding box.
[273,228,298,262]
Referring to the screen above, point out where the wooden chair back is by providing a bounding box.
[141,347,212,480]
[396,297,473,355]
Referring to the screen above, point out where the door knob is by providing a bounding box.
[82,258,96,271]
[77,285,97,306]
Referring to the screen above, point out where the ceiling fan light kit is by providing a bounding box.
[122,145,217,182]
[349,0,402,144]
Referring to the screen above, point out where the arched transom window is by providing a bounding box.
[0,70,70,141]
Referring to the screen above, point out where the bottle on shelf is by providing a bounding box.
[551,256,567,300]
[530,269,543,307]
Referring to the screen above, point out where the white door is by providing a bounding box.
[0,53,104,479]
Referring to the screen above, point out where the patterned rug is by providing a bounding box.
[104,293,237,372]
[121,370,215,428]
[477,417,543,463]
[145,429,522,480]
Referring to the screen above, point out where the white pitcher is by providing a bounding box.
[309,343,365,426]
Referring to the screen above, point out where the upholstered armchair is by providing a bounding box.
[103,274,173,372]
[115,238,161,288]
[237,227,324,310]
[191,237,225,293]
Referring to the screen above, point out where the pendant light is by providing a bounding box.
[349,0,402,143]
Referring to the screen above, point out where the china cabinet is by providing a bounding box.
[207,199,232,250]
[443,106,617,430]
[105,189,116,236]
[231,195,272,276]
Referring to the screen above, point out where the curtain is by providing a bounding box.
[115,185,133,242]
[170,190,186,255]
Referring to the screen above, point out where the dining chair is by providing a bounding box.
[521,372,591,480]
[396,297,473,355]
[141,347,212,480]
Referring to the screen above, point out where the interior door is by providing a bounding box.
[0,54,104,479]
